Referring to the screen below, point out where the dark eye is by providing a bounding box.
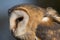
[16,17,24,22]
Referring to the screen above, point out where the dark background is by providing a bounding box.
[0,0,60,40]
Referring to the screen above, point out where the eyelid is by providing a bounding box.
[16,17,24,23]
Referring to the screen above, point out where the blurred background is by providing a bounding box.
[0,0,60,40]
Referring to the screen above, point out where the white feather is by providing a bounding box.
[10,10,29,37]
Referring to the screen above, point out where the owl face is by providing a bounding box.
[10,10,29,38]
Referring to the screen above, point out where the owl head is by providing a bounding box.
[8,4,60,40]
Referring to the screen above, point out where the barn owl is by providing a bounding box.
[8,4,60,40]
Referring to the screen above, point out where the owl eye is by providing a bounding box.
[16,17,24,22]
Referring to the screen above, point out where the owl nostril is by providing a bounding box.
[16,17,24,22]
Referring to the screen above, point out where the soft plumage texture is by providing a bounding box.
[8,4,60,40]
